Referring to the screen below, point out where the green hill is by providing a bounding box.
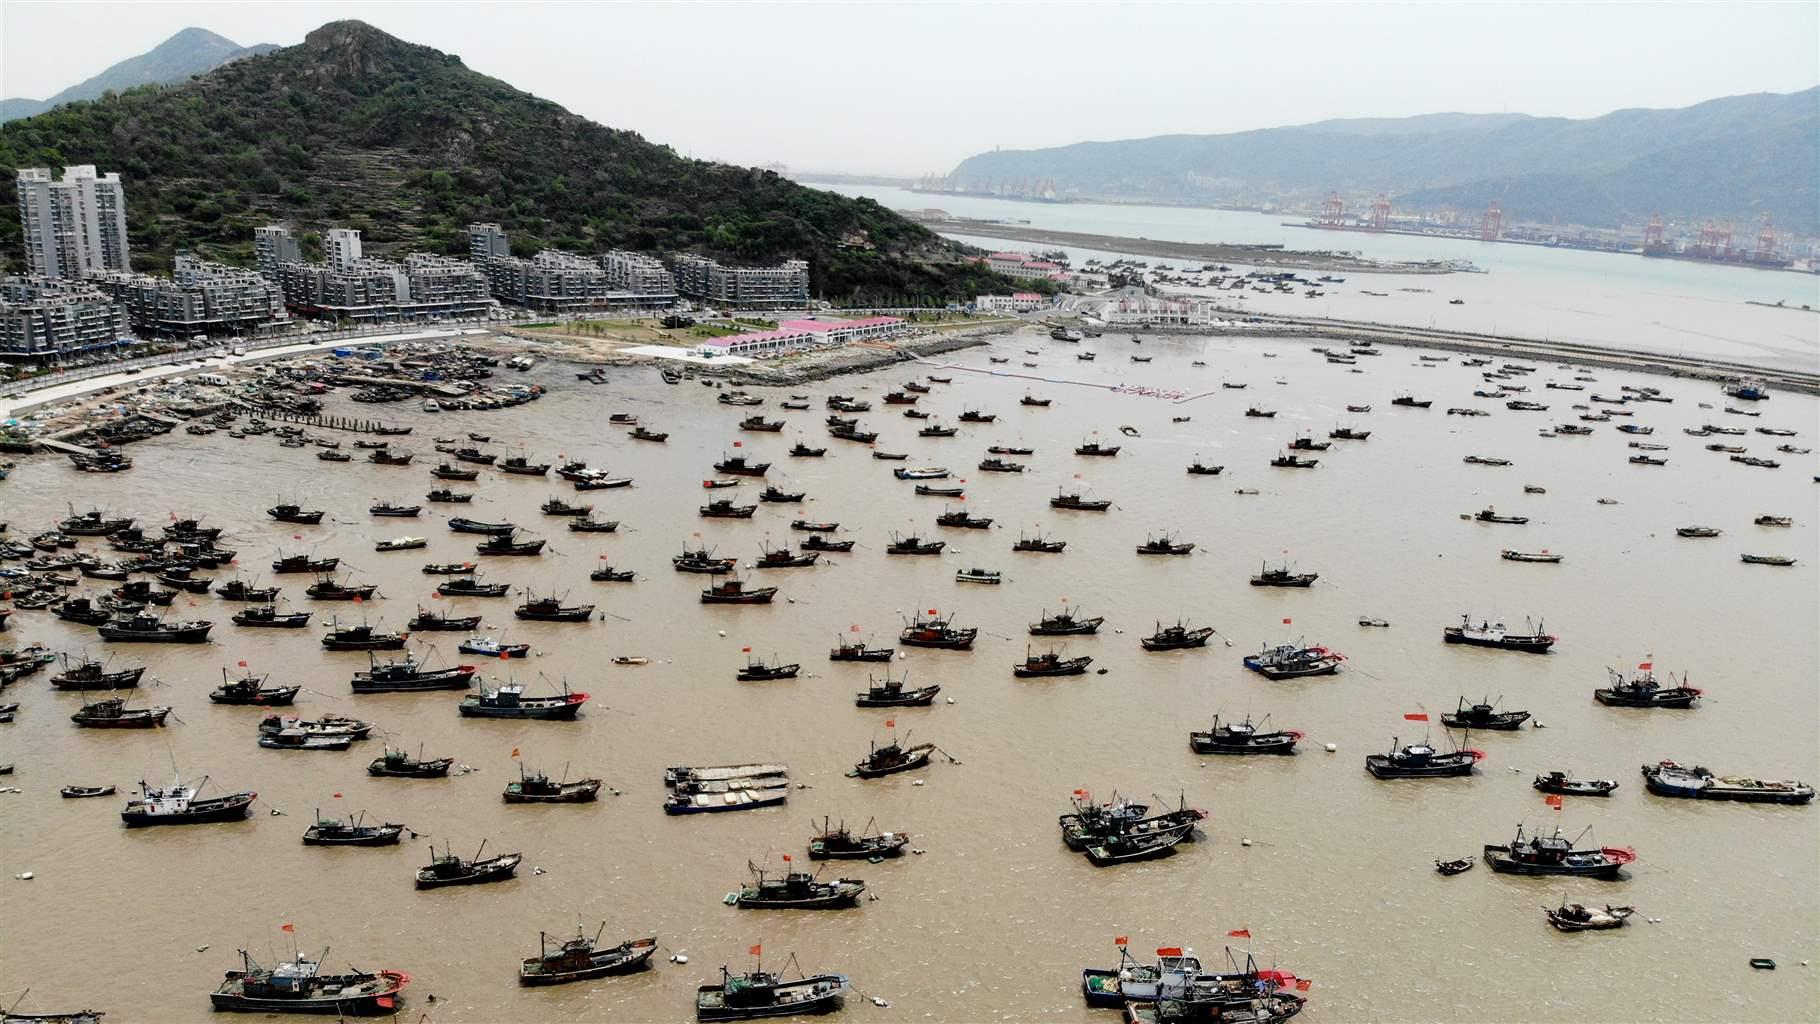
[0,20,1019,304]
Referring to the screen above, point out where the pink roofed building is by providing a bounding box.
[695,315,908,358]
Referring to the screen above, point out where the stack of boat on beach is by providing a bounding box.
[1059,790,1208,867]
[664,762,791,814]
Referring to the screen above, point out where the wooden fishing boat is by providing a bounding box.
[1051,492,1111,511]
[1443,614,1554,653]
[854,672,938,707]
[809,817,909,860]
[459,637,530,658]
[695,965,848,1021]
[737,656,801,682]
[71,697,170,728]
[1013,648,1093,677]
[899,612,976,648]
[208,948,409,1015]
[232,605,313,628]
[701,579,778,604]
[733,866,865,909]
[1084,828,1188,866]
[1440,697,1530,730]
[1533,772,1618,797]
[367,747,454,778]
[1501,550,1562,563]
[699,499,758,519]
[302,811,406,845]
[60,785,117,799]
[120,776,256,826]
[1434,857,1474,876]
[458,682,588,720]
[519,928,656,986]
[1483,824,1633,878]
[515,594,596,622]
[416,842,522,888]
[503,765,603,803]
[1030,607,1102,635]
[210,670,301,705]
[1366,739,1482,778]
[408,608,482,631]
[476,534,547,556]
[853,738,936,778]
[1189,715,1299,754]
[1140,621,1214,651]
[665,786,789,815]
[1545,903,1634,932]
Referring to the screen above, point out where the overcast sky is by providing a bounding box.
[4,2,1816,175]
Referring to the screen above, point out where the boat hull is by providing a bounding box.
[122,792,255,827]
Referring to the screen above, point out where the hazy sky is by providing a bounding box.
[4,2,1816,175]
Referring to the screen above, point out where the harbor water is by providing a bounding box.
[1,333,1816,1022]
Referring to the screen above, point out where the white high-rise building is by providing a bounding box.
[14,165,132,279]
[324,228,363,270]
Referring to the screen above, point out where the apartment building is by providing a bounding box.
[671,254,809,308]
[601,249,678,307]
[253,225,303,280]
[272,228,490,322]
[14,166,132,279]
[102,254,285,337]
[0,275,130,360]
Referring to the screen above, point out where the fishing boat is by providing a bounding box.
[1189,715,1300,754]
[1031,607,1102,635]
[540,498,592,517]
[987,445,1035,455]
[1463,455,1512,466]
[431,463,480,481]
[1501,550,1562,563]
[457,682,588,720]
[737,656,801,681]
[259,728,353,752]
[673,547,738,575]
[758,485,805,503]
[1435,857,1475,876]
[590,564,636,582]
[1440,697,1531,730]
[740,416,784,433]
[497,457,551,476]
[1740,553,1797,566]
[1013,648,1093,677]
[1244,406,1276,418]
[1140,621,1214,651]
[302,811,406,846]
[370,501,421,518]
[408,608,481,631]
[519,928,656,986]
[978,457,1024,473]
[156,568,214,594]
[1675,526,1721,538]
[701,578,778,604]
[788,443,825,457]
[267,504,324,525]
[955,567,1001,584]
[1545,903,1635,932]
[97,614,213,643]
[700,499,758,519]
[734,865,866,909]
[885,533,945,555]
[854,672,938,707]
[321,622,406,651]
[449,517,516,535]
[476,533,547,555]
[1533,772,1619,797]
[918,424,957,438]
[1250,562,1317,586]
[695,963,848,1021]
[208,947,409,1015]
[1629,454,1667,466]
[426,489,473,503]
[872,450,910,459]
[504,764,603,803]
[59,785,117,799]
[232,605,313,629]
[1443,614,1555,653]
[211,669,300,705]
[367,747,454,778]
[1242,643,1343,679]
[49,655,145,691]
[1392,396,1432,408]
[1640,760,1814,804]
[1085,828,1189,866]
[899,612,976,649]
[853,736,937,778]
[1075,441,1121,456]
[215,579,281,602]
[831,638,894,662]
[809,817,909,860]
[1185,458,1224,475]
[915,484,964,497]
[1021,395,1052,407]
[1137,534,1195,555]
[1483,824,1633,878]
[515,593,596,622]
[791,519,840,532]
[437,578,511,597]
[1366,739,1482,779]
[1051,491,1112,511]
[59,509,133,536]
[351,657,477,693]
[374,537,427,553]
[71,697,170,728]
[416,841,522,889]
[893,466,950,480]
[714,454,770,477]
[121,775,257,826]
[799,534,853,553]
[1013,532,1067,553]
[1270,453,1318,468]
[959,409,996,423]
[459,636,530,658]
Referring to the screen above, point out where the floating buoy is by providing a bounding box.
[1533,721,1546,729]
[533,866,546,875]
[945,697,956,704]
[718,630,727,637]
[911,780,925,787]
[196,945,210,952]
[671,954,689,964]
[17,872,33,880]
[1324,743,1337,753]
[872,996,890,1007]
[1240,838,1252,847]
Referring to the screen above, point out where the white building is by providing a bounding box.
[694,316,906,358]
[976,291,1046,314]
[984,252,1065,282]
[14,165,132,279]
[1099,295,1220,326]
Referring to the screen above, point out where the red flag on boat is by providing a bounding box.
[332,792,342,799]
[511,747,520,758]
[733,441,743,447]
[703,480,713,488]
[1545,793,1563,809]
[1282,617,1291,625]
[352,595,363,604]
[1404,713,1429,721]
[237,660,248,667]
[885,719,896,729]
[1296,980,1313,992]
[292,534,302,540]
[781,854,791,862]
[1114,936,1129,946]
[1156,947,1183,958]
[1228,928,1251,938]
[850,624,861,632]
[741,646,752,653]
[927,608,937,615]
[749,944,762,956]
[499,652,510,660]
[280,923,295,933]
[1638,661,1653,670]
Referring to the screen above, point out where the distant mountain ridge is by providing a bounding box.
[1,27,277,123]
[946,90,1820,232]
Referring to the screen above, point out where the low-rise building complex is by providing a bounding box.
[0,275,130,361]
[672,254,809,308]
